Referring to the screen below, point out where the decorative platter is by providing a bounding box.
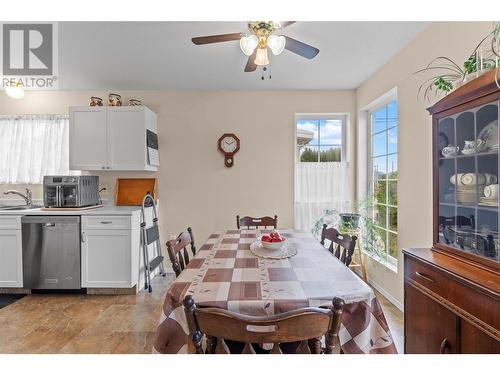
[477,120,498,151]
[250,241,298,259]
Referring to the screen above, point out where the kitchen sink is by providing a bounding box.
[0,205,42,211]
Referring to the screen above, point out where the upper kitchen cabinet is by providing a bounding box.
[69,106,159,171]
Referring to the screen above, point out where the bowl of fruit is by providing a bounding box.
[260,231,286,250]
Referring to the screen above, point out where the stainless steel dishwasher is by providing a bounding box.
[22,216,81,289]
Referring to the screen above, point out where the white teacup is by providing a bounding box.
[442,144,459,157]
[462,139,485,153]
[484,184,499,198]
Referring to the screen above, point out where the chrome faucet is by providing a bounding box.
[3,188,32,206]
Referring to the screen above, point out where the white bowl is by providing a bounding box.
[261,238,286,251]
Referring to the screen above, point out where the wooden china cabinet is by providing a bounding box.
[403,69,500,354]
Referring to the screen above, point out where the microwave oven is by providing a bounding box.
[43,175,100,208]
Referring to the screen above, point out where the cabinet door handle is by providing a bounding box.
[100,221,113,224]
[439,338,450,354]
[415,271,434,283]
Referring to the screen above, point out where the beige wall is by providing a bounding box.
[355,22,493,307]
[0,90,356,247]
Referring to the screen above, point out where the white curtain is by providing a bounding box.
[294,162,350,233]
[0,115,69,184]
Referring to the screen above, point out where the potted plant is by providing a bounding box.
[415,24,500,100]
[338,212,361,231]
[312,196,385,260]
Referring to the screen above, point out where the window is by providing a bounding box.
[296,116,345,163]
[369,100,398,266]
[0,115,70,184]
[294,114,349,233]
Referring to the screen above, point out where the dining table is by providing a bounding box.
[153,229,397,354]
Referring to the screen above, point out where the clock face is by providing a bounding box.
[221,136,238,153]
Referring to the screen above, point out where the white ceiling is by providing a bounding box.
[58,21,430,90]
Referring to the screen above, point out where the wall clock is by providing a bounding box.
[218,133,240,167]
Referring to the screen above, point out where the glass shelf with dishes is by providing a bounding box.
[437,101,499,262]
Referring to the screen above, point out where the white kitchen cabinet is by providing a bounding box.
[81,215,139,288]
[69,106,158,171]
[69,107,108,171]
[81,229,132,288]
[80,212,151,290]
[0,217,23,288]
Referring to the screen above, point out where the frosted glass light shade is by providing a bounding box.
[254,48,270,66]
[239,35,259,56]
[267,35,286,55]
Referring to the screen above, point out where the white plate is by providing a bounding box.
[477,120,499,150]
[250,241,298,259]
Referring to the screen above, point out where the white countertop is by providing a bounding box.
[0,205,143,216]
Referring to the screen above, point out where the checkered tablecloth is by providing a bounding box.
[153,229,397,354]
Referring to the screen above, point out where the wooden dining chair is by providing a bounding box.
[183,295,344,354]
[320,224,357,267]
[166,227,196,277]
[236,215,278,229]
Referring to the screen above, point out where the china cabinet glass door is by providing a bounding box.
[437,100,499,263]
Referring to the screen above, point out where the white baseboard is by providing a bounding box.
[367,277,404,312]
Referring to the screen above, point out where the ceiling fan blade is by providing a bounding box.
[284,36,319,59]
[244,49,258,72]
[191,33,241,45]
[279,21,296,28]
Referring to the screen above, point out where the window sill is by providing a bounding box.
[363,251,398,273]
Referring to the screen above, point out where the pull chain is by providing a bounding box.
[260,65,272,80]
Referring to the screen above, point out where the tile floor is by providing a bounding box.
[0,276,173,354]
[0,276,404,354]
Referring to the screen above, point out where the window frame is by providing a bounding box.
[368,100,398,269]
[295,113,347,163]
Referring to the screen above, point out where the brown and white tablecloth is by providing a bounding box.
[153,229,397,354]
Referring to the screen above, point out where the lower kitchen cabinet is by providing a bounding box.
[81,215,140,288]
[0,216,23,288]
[0,229,23,288]
[82,229,132,288]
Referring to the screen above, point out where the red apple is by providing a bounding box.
[261,235,272,242]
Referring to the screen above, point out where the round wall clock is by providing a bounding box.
[218,133,240,167]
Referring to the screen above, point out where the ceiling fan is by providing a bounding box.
[191,21,319,73]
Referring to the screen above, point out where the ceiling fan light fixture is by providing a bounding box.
[267,35,286,55]
[5,81,24,99]
[254,47,270,66]
[239,35,259,56]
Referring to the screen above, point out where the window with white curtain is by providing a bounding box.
[294,114,350,234]
[0,115,70,184]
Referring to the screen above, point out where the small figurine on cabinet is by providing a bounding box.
[89,96,103,106]
[128,99,142,106]
[108,93,122,106]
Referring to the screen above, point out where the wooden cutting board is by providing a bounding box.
[115,178,157,206]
